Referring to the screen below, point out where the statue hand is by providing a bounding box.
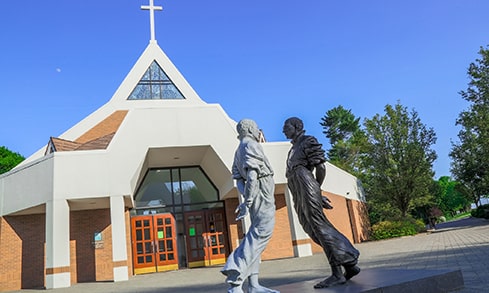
[235,203,249,221]
[322,196,333,209]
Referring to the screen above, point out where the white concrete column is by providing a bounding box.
[284,188,312,257]
[110,195,129,282]
[45,199,71,289]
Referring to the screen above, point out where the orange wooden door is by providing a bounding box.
[131,214,179,274]
[153,214,179,272]
[184,211,206,268]
[131,216,156,274]
[203,209,227,266]
[184,209,228,268]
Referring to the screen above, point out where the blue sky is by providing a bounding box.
[1,0,489,178]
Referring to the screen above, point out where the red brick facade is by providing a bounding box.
[262,194,294,260]
[309,192,369,254]
[225,194,296,261]
[70,209,114,282]
[0,209,133,291]
[0,214,45,291]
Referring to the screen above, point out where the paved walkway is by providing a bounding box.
[10,216,489,293]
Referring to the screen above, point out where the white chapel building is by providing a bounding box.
[0,2,369,291]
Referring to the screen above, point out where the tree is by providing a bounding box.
[450,46,489,207]
[362,102,437,219]
[433,176,472,217]
[320,106,366,175]
[0,146,25,174]
[320,105,361,145]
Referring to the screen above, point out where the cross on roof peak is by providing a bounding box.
[141,0,163,43]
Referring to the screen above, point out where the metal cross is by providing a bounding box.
[141,0,163,43]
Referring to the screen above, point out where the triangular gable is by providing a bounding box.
[109,42,205,104]
[45,137,81,154]
[128,60,184,100]
[45,132,116,154]
[18,42,207,166]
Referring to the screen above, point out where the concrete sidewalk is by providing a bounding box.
[10,217,489,293]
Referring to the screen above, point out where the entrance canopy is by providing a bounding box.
[132,146,235,201]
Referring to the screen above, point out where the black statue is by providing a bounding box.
[283,117,360,288]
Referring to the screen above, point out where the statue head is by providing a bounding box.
[237,119,260,141]
[283,117,305,140]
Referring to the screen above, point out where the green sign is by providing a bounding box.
[157,231,164,239]
[189,227,196,236]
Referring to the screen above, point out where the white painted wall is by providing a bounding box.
[324,162,366,202]
[1,155,54,215]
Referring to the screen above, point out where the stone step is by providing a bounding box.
[273,268,464,293]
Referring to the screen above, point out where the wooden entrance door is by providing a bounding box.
[184,209,227,268]
[131,214,178,274]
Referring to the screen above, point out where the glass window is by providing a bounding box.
[180,167,219,203]
[128,61,185,100]
[134,167,219,210]
[172,169,181,205]
[134,169,172,208]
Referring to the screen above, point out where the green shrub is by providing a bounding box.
[471,204,489,219]
[371,218,426,240]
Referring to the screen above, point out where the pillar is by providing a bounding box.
[45,199,71,289]
[110,195,129,282]
[284,188,312,257]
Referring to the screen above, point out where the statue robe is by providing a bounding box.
[221,136,276,285]
[286,134,359,267]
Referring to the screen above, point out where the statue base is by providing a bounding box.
[273,268,463,292]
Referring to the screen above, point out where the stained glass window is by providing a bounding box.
[128,61,185,100]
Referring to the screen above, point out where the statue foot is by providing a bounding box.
[344,265,361,280]
[248,285,279,293]
[313,275,346,289]
[228,284,244,293]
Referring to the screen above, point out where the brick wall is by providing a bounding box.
[70,240,77,284]
[225,194,294,261]
[349,199,371,242]
[0,214,45,291]
[125,210,133,276]
[0,216,23,291]
[311,192,355,254]
[0,208,130,291]
[262,194,294,260]
[224,198,241,251]
[70,209,113,282]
